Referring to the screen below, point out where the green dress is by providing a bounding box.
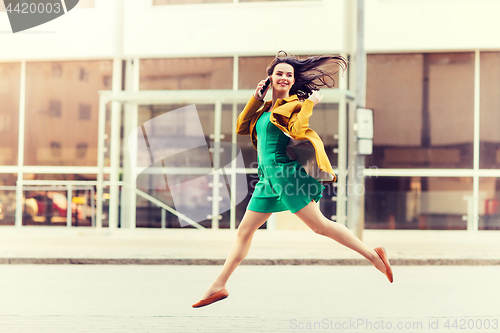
[247,111,325,214]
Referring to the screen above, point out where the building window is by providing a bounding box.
[102,75,112,88]
[25,60,113,167]
[79,104,91,120]
[50,142,62,157]
[0,114,10,133]
[51,64,62,78]
[140,57,233,90]
[0,62,20,165]
[478,177,500,230]
[365,176,471,230]
[480,52,500,169]
[238,56,275,90]
[366,52,474,169]
[48,100,61,117]
[79,67,89,82]
[76,143,88,158]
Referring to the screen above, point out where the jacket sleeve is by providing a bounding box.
[236,96,264,135]
[288,99,314,138]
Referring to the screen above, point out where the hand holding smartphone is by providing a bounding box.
[260,77,271,98]
[255,77,270,100]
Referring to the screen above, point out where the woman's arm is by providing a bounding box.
[288,99,313,137]
[288,91,323,137]
[236,96,264,135]
[236,78,270,135]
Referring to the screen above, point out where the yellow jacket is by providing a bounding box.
[236,95,337,183]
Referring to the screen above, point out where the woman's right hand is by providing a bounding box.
[254,77,270,101]
[307,90,323,106]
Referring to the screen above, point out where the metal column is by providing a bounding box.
[121,58,139,229]
[347,0,367,239]
[109,0,125,230]
[230,103,238,230]
[230,55,239,230]
[108,58,123,230]
[15,60,26,228]
[96,97,107,229]
[211,101,223,229]
[336,94,348,226]
[472,49,481,231]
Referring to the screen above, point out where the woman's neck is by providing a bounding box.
[270,90,289,110]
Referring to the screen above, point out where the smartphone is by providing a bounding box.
[259,77,271,98]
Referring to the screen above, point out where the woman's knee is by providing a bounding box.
[295,205,329,235]
[236,225,256,240]
[310,223,328,236]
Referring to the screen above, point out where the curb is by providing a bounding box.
[1,258,500,265]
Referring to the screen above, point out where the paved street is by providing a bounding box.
[1,228,500,264]
[0,265,499,332]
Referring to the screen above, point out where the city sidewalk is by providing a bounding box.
[0,226,499,265]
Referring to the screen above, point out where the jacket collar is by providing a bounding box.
[283,95,299,102]
[262,94,299,110]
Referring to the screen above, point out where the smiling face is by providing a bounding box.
[270,62,295,94]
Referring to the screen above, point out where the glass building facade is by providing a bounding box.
[1,0,499,231]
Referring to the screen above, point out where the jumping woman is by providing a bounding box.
[192,51,393,308]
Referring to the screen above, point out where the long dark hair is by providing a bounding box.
[266,50,348,100]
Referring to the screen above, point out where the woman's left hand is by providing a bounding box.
[308,90,323,106]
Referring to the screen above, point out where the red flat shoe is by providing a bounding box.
[192,288,229,308]
[374,246,393,283]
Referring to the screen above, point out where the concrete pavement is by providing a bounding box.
[0,265,499,332]
[1,226,499,332]
[0,226,499,265]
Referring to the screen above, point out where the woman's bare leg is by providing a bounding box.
[198,210,272,300]
[294,201,387,274]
